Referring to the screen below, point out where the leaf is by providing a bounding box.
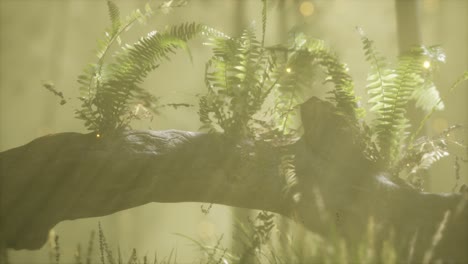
[411,81,444,112]
[106,0,121,35]
[76,4,209,132]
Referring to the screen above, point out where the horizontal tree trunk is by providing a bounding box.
[0,129,466,262]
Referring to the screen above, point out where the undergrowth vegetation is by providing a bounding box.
[4,213,452,264]
[29,0,468,263]
[60,0,468,190]
[38,0,467,191]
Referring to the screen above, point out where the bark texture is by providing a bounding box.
[0,120,466,262]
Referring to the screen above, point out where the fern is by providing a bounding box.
[106,0,121,36]
[271,35,321,133]
[200,29,365,142]
[199,29,312,139]
[261,0,267,47]
[315,49,363,120]
[409,46,446,112]
[200,26,274,139]
[357,29,468,186]
[368,46,440,165]
[75,1,215,133]
[280,154,300,203]
[294,33,363,120]
[359,29,465,175]
[397,125,466,189]
[270,34,364,136]
[358,28,395,115]
[410,70,468,144]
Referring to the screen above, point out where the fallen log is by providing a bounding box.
[0,129,466,262]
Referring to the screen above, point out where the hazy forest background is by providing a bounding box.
[0,0,467,262]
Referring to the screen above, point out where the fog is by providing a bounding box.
[1,0,466,263]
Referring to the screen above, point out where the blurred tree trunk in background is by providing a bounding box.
[395,0,421,51]
[231,0,251,257]
[277,0,288,43]
[276,0,293,243]
[395,0,429,189]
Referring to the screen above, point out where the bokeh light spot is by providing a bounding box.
[423,60,431,69]
[423,0,439,14]
[299,1,315,17]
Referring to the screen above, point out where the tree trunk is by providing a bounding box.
[231,0,251,256]
[395,0,430,191]
[1,100,467,262]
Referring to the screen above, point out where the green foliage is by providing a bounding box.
[37,216,460,264]
[261,0,267,47]
[411,70,468,142]
[280,153,300,203]
[359,29,467,185]
[199,26,274,139]
[287,33,365,119]
[397,125,466,189]
[75,1,215,134]
[374,47,443,164]
[28,3,467,264]
[198,22,465,187]
[358,28,395,116]
[199,28,364,143]
[180,214,402,264]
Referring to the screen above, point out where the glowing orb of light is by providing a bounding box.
[423,60,431,69]
[300,1,315,17]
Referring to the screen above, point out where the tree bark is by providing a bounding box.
[1,109,467,262]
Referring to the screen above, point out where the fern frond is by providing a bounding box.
[266,34,364,135]
[280,154,300,203]
[373,46,449,165]
[77,21,208,132]
[408,46,446,113]
[397,125,466,188]
[158,0,188,14]
[168,22,214,41]
[291,34,363,120]
[411,81,444,112]
[374,53,420,163]
[99,29,202,130]
[272,48,316,133]
[200,27,274,139]
[79,1,155,110]
[410,70,468,147]
[358,28,396,115]
[261,0,267,47]
[107,0,121,35]
[318,51,362,119]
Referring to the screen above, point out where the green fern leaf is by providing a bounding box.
[411,81,444,112]
[261,0,267,47]
[285,33,364,120]
[200,27,276,139]
[374,48,427,164]
[358,28,396,116]
[106,0,121,35]
[77,23,208,132]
